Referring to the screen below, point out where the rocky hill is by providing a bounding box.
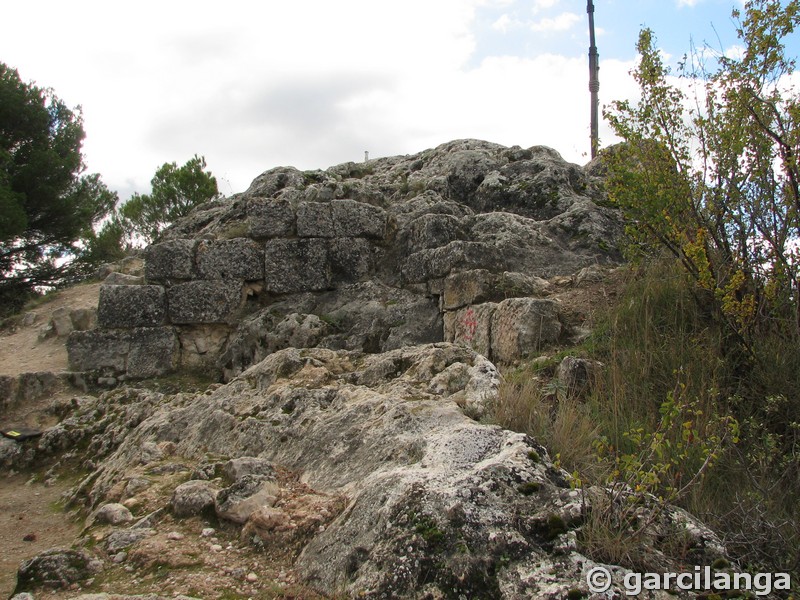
[0,140,729,599]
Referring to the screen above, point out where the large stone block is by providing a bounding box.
[264,239,330,293]
[196,238,265,280]
[247,197,295,239]
[67,329,130,373]
[297,202,336,238]
[126,327,180,378]
[406,213,464,251]
[444,303,497,358]
[443,270,497,311]
[327,238,375,284]
[490,298,562,362]
[330,199,386,239]
[401,241,506,283]
[144,239,198,281]
[97,285,167,328]
[167,280,243,324]
[443,270,550,310]
[67,327,179,378]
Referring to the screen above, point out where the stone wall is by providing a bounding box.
[68,199,390,381]
[67,140,621,382]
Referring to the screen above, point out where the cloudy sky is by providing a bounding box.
[0,0,771,201]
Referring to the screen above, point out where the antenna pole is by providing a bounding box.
[587,0,600,159]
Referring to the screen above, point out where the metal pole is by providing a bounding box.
[587,0,600,159]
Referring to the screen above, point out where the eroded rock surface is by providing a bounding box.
[22,344,726,599]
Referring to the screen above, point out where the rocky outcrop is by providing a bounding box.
[22,344,725,599]
[68,140,622,382]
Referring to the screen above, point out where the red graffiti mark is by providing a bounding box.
[462,308,478,342]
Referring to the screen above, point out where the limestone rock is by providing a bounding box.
[196,238,264,280]
[556,355,603,397]
[144,239,198,282]
[223,457,277,482]
[50,307,74,337]
[491,298,563,362]
[93,502,133,525]
[215,474,280,524]
[170,480,218,518]
[15,548,101,592]
[167,280,242,324]
[97,285,167,328]
[105,528,155,554]
[264,238,329,293]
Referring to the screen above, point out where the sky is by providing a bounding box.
[1,0,785,202]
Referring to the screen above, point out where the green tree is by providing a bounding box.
[604,0,800,350]
[118,155,219,245]
[0,63,117,312]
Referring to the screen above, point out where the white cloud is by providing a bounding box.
[491,13,523,33]
[532,0,561,14]
[0,0,640,198]
[724,44,746,60]
[530,11,581,33]
[676,0,700,6]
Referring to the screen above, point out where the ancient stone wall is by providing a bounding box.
[67,140,622,382]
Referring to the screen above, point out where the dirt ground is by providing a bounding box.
[0,282,102,377]
[0,284,102,597]
[0,475,82,598]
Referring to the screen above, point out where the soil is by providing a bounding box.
[0,474,82,598]
[0,282,102,377]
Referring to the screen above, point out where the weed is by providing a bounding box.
[517,481,541,495]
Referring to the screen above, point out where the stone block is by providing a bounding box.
[67,330,130,373]
[97,285,167,328]
[144,239,197,281]
[50,307,74,337]
[126,327,180,378]
[407,213,464,250]
[17,372,62,402]
[444,303,496,358]
[264,239,329,293]
[103,272,144,285]
[330,199,386,239]
[178,325,231,370]
[491,298,562,362]
[167,280,243,324]
[442,270,550,310]
[297,202,336,238]
[70,308,97,331]
[196,238,265,280]
[247,197,295,239]
[402,241,506,283]
[67,328,179,378]
[327,238,374,283]
[443,270,497,310]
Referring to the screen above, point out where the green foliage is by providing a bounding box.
[0,63,116,312]
[600,2,800,577]
[604,0,800,353]
[118,155,219,245]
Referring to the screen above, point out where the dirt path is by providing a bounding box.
[0,282,102,377]
[0,284,102,595]
[0,474,82,598]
